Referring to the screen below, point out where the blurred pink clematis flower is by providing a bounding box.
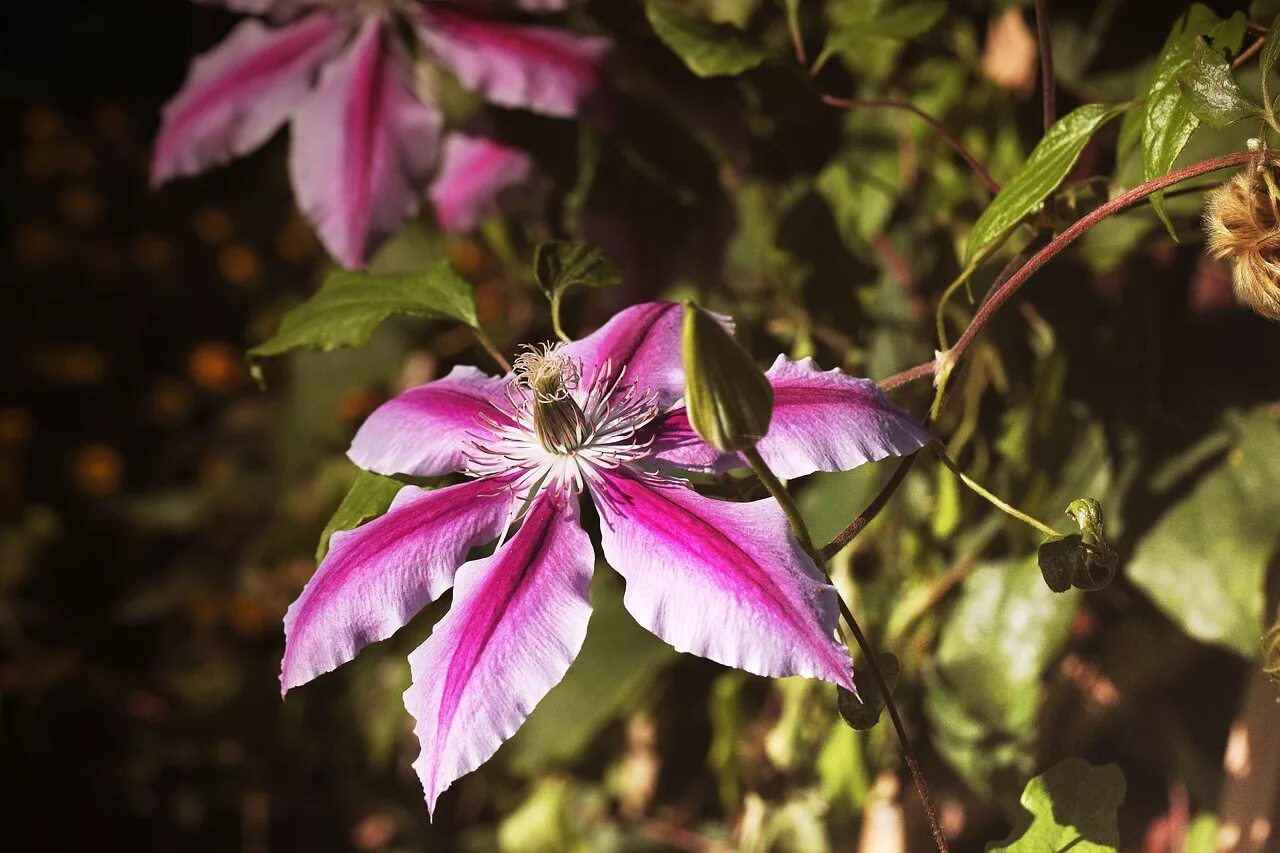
[279,301,931,814]
[153,0,607,267]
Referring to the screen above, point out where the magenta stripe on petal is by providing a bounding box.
[417,8,609,117]
[280,476,516,692]
[289,18,442,267]
[152,13,343,185]
[561,301,728,408]
[349,365,513,478]
[429,134,536,232]
[404,490,594,815]
[590,468,853,688]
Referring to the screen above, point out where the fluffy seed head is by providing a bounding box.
[1204,164,1280,321]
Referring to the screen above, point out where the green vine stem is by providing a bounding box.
[932,443,1058,537]
[741,446,950,853]
[472,327,512,374]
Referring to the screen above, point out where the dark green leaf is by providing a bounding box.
[812,0,946,72]
[924,557,1079,797]
[990,758,1126,852]
[646,1,770,77]
[1178,36,1261,128]
[1128,408,1280,657]
[1261,12,1280,83]
[836,651,899,730]
[248,261,479,375]
[1141,4,1246,235]
[966,102,1132,261]
[1037,534,1083,593]
[533,241,622,300]
[316,469,404,561]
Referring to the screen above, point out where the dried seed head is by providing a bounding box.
[1204,164,1280,321]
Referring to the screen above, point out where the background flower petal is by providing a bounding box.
[194,0,329,17]
[404,491,594,816]
[348,365,513,477]
[429,134,537,233]
[417,8,609,118]
[280,477,516,692]
[289,18,442,268]
[591,469,853,688]
[152,13,343,186]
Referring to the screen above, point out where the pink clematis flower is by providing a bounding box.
[153,0,608,267]
[280,302,932,814]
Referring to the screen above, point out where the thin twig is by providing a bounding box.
[821,95,1002,195]
[1233,34,1267,70]
[742,446,949,852]
[822,454,917,559]
[472,327,512,373]
[932,443,1057,536]
[1034,0,1056,130]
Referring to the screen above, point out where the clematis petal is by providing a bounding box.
[349,365,513,478]
[643,357,932,477]
[281,476,517,693]
[561,301,727,408]
[416,8,609,118]
[151,12,344,186]
[195,0,329,17]
[590,468,853,688]
[429,134,536,233]
[404,490,594,815]
[289,18,442,268]
[756,356,933,478]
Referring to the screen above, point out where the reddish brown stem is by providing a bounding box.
[886,150,1267,391]
[821,94,1002,195]
[1034,0,1055,130]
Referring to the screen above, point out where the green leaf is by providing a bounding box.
[924,557,1079,797]
[835,652,900,730]
[248,261,479,374]
[1141,4,1247,236]
[812,0,945,71]
[1262,12,1280,84]
[533,240,622,300]
[990,758,1126,852]
[1127,408,1280,657]
[646,1,770,77]
[1178,36,1261,128]
[966,102,1132,261]
[315,469,404,561]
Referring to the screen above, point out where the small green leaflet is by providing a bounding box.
[965,102,1132,262]
[1141,4,1246,237]
[315,469,405,561]
[533,241,622,300]
[646,1,770,77]
[812,0,946,72]
[1178,36,1261,128]
[248,261,479,379]
[990,758,1126,852]
[1262,11,1280,82]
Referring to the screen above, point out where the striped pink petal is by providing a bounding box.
[404,490,594,815]
[416,7,609,117]
[429,134,536,233]
[561,301,724,409]
[289,17,442,268]
[590,468,853,688]
[152,12,344,186]
[348,365,513,478]
[280,476,517,693]
[643,356,932,478]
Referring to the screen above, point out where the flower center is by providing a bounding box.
[463,345,662,493]
[514,344,590,454]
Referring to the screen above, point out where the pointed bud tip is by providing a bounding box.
[680,300,774,451]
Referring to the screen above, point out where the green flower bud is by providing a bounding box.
[681,300,774,451]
